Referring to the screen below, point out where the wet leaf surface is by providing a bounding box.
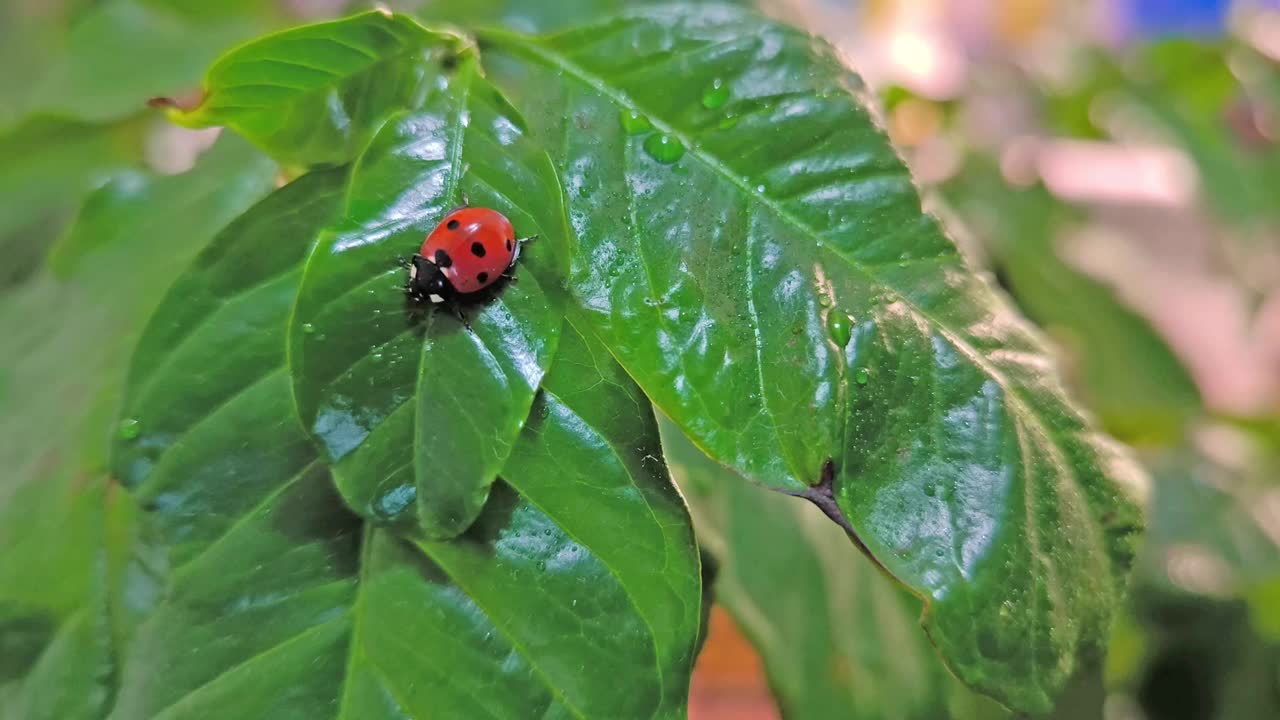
[483,6,1146,710]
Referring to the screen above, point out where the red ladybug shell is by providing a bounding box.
[420,208,517,294]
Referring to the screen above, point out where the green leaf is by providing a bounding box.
[7,609,111,720]
[483,6,1145,711]
[289,56,567,538]
[2,134,274,497]
[0,116,145,290]
[664,417,1010,720]
[162,10,466,166]
[0,474,100,627]
[110,163,699,718]
[0,136,274,712]
[1,477,138,720]
[21,0,285,124]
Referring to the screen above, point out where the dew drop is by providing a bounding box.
[301,322,316,334]
[701,78,729,109]
[371,352,384,363]
[718,113,739,130]
[923,484,937,497]
[755,183,766,193]
[117,418,141,441]
[619,109,652,135]
[643,133,685,164]
[825,312,852,347]
[854,367,871,385]
[372,483,416,521]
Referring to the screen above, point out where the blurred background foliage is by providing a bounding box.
[1,0,1278,719]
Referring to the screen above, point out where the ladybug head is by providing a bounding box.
[408,254,454,304]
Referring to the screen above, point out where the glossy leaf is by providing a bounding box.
[162,10,466,166]
[664,417,1010,720]
[109,163,699,718]
[484,6,1146,711]
[290,56,567,537]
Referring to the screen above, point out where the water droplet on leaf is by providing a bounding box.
[118,418,141,441]
[301,322,316,334]
[643,133,685,164]
[825,312,852,347]
[619,109,652,135]
[854,367,871,385]
[701,78,729,109]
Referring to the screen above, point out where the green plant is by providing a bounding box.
[1,2,1154,718]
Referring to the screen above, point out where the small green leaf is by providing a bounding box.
[164,10,465,166]
[289,57,567,538]
[484,6,1146,711]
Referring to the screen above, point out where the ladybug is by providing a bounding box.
[405,207,530,306]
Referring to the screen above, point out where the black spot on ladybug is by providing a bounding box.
[477,272,489,284]
[434,249,452,267]
[447,219,460,230]
[505,238,513,251]
[470,242,486,258]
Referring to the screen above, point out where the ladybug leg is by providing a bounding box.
[451,303,472,330]
[509,235,538,264]
[446,189,472,215]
